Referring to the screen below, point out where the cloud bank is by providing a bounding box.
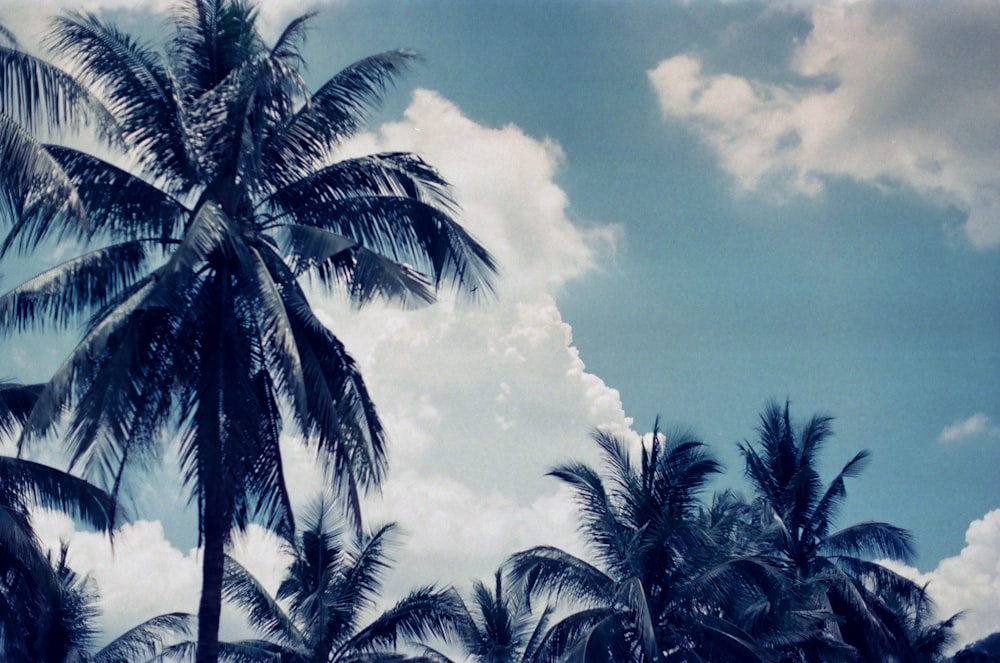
[648,2,1000,248]
[881,509,1000,650]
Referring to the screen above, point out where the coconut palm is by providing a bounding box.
[0,3,495,661]
[419,566,558,663]
[186,494,463,663]
[10,540,193,663]
[509,424,773,663]
[738,400,921,662]
[0,382,120,662]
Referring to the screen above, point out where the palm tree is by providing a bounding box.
[0,382,120,662]
[419,566,558,663]
[10,540,193,663]
[195,494,463,662]
[738,400,921,662]
[0,3,495,661]
[509,423,772,663]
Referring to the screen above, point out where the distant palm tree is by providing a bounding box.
[509,424,772,663]
[738,400,921,662]
[0,382,119,663]
[420,566,558,663]
[196,494,463,663]
[878,584,960,663]
[0,3,496,661]
[11,541,193,663]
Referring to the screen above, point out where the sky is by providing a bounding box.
[0,0,998,653]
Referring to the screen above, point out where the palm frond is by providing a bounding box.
[822,521,915,563]
[344,585,466,654]
[507,546,615,607]
[93,612,194,663]
[46,145,189,242]
[0,456,120,531]
[0,382,42,438]
[547,461,630,575]
[808,450,871,544]
[0,240,152,334]
[263,50,420,183]
[338,522,399,619]
[263,155,496,298]
[47,12,191,183]
[222,555,302,647]
[0,38,115,134]
[0,113,83,248]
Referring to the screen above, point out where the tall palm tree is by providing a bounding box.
[201,494,463,662]
[738,400,921,662]
[0,3,495,661]
[509,424,772,663]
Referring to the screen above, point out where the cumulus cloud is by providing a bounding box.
[299,89,631,589]
[938,413,1000,444]
[880,509,1000,650]
[648,2,1000,248]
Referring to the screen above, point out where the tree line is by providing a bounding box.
[0,1,980,661]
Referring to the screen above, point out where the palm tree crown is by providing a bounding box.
[738,400,922,661]
[510,424,770,663]
[216,494,464,662]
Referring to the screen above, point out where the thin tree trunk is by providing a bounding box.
[196,482,227,663]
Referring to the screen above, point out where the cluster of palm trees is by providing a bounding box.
[0,1,961,661]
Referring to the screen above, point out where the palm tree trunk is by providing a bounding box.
[196,482,227,663]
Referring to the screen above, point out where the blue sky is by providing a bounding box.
[2,0,999,651]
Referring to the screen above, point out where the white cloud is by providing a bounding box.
[881,509,1000,650]
[648,2,1000,248]
[302,89,631,589]
[938,413,1000,444]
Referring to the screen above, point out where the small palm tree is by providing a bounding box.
[420,566,557,663]
[0,382,119,663]
[0,3,496,661]
[13,541,193,663]
[510,423,772,663]
[197,494,463,662]
[738,400,921,662]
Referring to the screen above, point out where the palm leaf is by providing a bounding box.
[0,455,120,531]
[507,546,615,607]
[263,50,420,184]
[344,586,465,655]
[0,113,83,249]
[0,240,152,334]
[0,35,115,134]
[223,555,303,647]
[47,12,191,184]
[93,612,194,663]
[822,521,915,562]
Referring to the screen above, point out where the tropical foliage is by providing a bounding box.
[508,423,773,663]
[738,401,929,661]
[421,566,559,663]
[0,1,495,660]
[0,1,966,662]
[195,494,463,663]
[0,382,120,663]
